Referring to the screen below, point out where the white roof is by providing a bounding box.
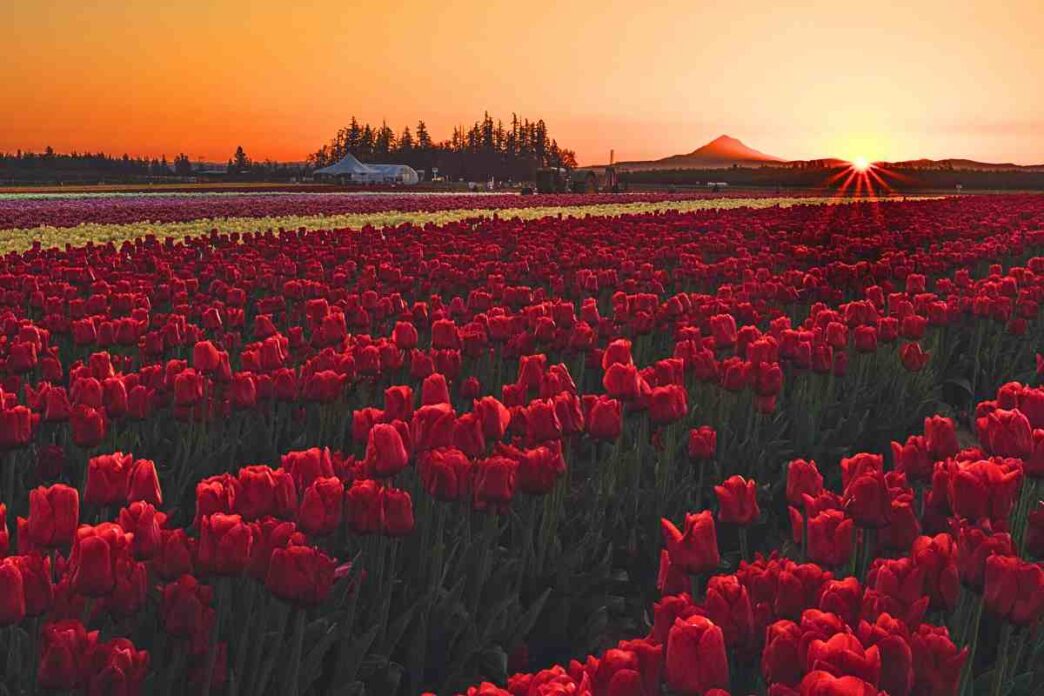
[313,153,376,176]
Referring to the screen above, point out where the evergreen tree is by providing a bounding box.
[416,121,432,150]
[399,126,414,152]
[375,120,396,156]
[232,146,250,172]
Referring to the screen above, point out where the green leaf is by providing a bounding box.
[1010,672,1035,696]
[338,623,380,684]
[973,668,997,695]
[378,598,422,656]
[506,588,551,648]
[297,621,341,694]
[326,681,365,696]
[944,376,974,397]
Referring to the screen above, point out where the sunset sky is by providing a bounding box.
[3,0,1043,165]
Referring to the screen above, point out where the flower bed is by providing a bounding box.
[0,195,1040,694]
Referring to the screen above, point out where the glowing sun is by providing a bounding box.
[851,156,871,172]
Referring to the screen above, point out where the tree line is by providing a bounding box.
[308,113,578,181]
[0,148,309,184]
[0,112,579,185]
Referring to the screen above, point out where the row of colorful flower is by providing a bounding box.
[0,196,1041,692]
[0,191,769,230]
[451,380,1044,695]
[1,379,1041,695]
[0,195,854,255]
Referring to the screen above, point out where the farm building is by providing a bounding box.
[313,153,419,185]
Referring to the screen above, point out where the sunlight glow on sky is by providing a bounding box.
[2,0,1043,165]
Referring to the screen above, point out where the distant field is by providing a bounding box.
[0,194,898,253]
[0,182,361,195]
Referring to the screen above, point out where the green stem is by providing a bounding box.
[959,594,984,696]
[200,579,228,696]
[228,581,258,696]
[283,608,306,696]
[254,603,290,695]
[991,622,1013,696]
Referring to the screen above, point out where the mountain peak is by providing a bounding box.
[686,135,782,162]
[709,134,741,145]
[614,134,785,170]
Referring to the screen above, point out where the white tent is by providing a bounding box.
[366,164,420,185]
[313,153,419,185]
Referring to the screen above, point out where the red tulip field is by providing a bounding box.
[1,193,1043,696]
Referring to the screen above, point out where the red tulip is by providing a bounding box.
[69,523,133,597]
[797,671,878,696]
[891,436,933,482]
[365,423,411,477]
[383,385,415,422]
[646,384,688,424]
[117,501,162,560]
[899,343,929,372]
[0,558,25,625]
[806,510,854,568]
[474,396,511,441]
[411,403,455,452]
[38,619,99,690]
[905,623,965,696]
[84,452,133,506]
[661,511,720,575]
[762,620,803,686]
[28,484,79,548]
[265,545,336,606]
[817,577,862,628]
[976,408,1033,458]
[14,552,53,617]
[161,574,213,639]
[346,479,383,534]
[785,459,823,506]
[983,555,1044,626]
[70,404,107,449]
[843,470,891,528]
[665,615,729,694]
[194,473,238,526]
[603,362,642,401]
[715,475,760,525]
[197,513,253,575]
[234,465,296,521]
[704,574,755,650]
[418,448,473,502]
[856,614,913,696]
[281,447,335,491]
[586,396,623,441]
[911,534,959,611]
[0,405,32,449]
[152,529,196,581]
[126,457,162,505]
[688,426,717,460]
[804,633,881,686]
[380,487,415,536]
[297,476,344,536]
[923,416,959,460]
[473,456,518,511]
[945,457,1022,525]
[86,637,150,696]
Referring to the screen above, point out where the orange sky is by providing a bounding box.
[3,0,1043,165]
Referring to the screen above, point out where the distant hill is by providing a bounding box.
[617,135,784,170]
[880,158,1044,172]
[615,135,1044,172]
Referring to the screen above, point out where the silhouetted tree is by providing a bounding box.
[416,121,432,150]
[173,153,193,176]
[230,146,250,173]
